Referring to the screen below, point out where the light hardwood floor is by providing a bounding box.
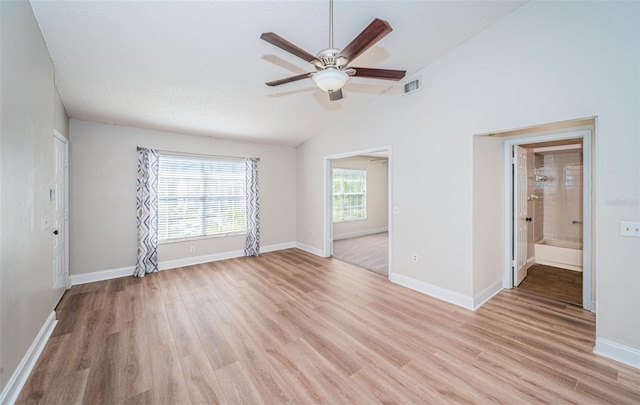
[17,249,640,404]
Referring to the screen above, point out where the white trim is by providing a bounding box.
[295,242,327,257]
[324,158,334,257]
[501,126,595,312]
[389,272,474,310]
[387,149,394,279]
[582,127,594,312]
[70,265,134,285]
[0,312,57,405]
[323,145,393,279]
[594,338,640,369]
[333,227,388,241]
[158,242,298,270]
[159,250,245,271]
[70,242,297,286]
[53,130,71,291]
[260,242,297,253]
[472,280,503,310]
[53,129,67,142]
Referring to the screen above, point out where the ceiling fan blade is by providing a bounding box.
[329,89,343,101]
[351,67,406,81]
[260,32,319,63]
[338,18,392,63]
[265,72,313,87]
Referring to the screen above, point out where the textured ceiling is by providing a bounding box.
[31,1,525,147]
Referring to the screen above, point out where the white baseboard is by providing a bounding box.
[0,312,57,405]
[472,279,503,310]
[594,338,640,369]
[389,272,474,310]
[158,249,245,271]
[159,242,298,270]
[333,227,388,241]
[70,242,297,286]
[294,242,327,257]
[261,242,297,253]
[70,265,134,285]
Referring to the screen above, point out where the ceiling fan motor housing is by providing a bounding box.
[315,48,348,70]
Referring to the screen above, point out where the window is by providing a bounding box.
[158,154,246,241]
[333,168,366,222]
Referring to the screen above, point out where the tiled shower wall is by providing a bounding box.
[533,153,545,243]
[534,150,583,244]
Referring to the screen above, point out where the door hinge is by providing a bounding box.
[512,259,517,268]
[512,156,516,164]
[64,159,68,168]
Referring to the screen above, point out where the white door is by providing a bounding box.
[53,134,68,306]
[513,146,529,286]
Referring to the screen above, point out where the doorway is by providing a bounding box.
[53,130,69,307]
[503,127,593,310]
[324,147,392,277]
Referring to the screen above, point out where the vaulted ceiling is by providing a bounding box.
[31,1,525,147]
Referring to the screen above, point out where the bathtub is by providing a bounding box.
[534,239,582,272]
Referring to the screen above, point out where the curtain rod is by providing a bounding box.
[136,146,259,161]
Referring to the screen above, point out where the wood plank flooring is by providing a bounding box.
[17,249,640,404]
[518,264,582,306]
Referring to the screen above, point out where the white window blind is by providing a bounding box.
[333,168,367,222]
[158,154,246,241]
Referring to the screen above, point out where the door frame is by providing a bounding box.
[53,130,70,292]
[324,146,393,278]
[502,127,594,311]
[513,145,531,286]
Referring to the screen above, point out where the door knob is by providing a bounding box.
[53,230,59,235]
[525,217,532,222]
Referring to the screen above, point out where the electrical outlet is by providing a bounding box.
[307,230,313,236]
[620,221,640,237]
[412,253,418,262]
[189,246,196,253]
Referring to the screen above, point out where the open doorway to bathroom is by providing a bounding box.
[513,139,584,305]
[324,148,391,277]
[504,125,593,311]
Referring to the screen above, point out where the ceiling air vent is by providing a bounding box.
[403,77,421,95]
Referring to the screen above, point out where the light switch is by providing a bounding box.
[41,215,50,230]
[393,205,399,214]
[620,221,640,237]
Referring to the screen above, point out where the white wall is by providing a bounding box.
[333,156,388,238]
[472,135,503,294]
[297,1,640,355]
[0,0,60,391]
[69,120,297,276]
[54,87,69,139]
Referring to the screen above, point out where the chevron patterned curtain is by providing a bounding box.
[134,148,159,277]
[245,158,260,256]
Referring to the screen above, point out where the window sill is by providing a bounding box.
[333,218,367,224]
[159,231,246,245]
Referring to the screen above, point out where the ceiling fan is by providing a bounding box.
[260,0,406,101]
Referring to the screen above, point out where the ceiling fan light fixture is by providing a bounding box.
[312,68,348,92]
